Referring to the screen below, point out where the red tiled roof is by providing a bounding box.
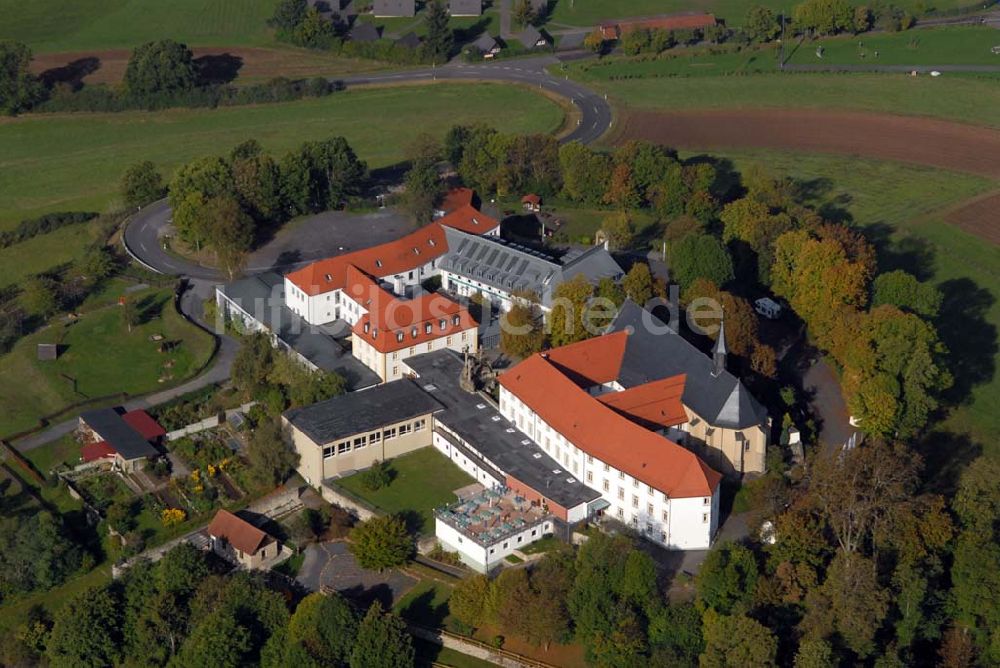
[207,509,272,555]
[598,374,688,430]
[81,440,116,462]
[499,340,721,498]
[437,205,499,235]
[353,292,478,354]
[540,331,629,387]
[122,410,166,441]
[601,13,716,37]
[285,223,449,296]
[522,194,541,205]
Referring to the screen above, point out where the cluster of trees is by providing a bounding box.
[231,332,347,487]
[0,511,86,603]
[1,38,335,116]
[791,0,915,35]
[0,211,97,250]
[450,533,707,665]
[0,543,416,667]
[697,438,1000,667]
[165,136,367,277]
[271,0,453,64]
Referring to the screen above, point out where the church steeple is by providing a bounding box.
[712,317,728,377]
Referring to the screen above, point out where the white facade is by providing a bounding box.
[353,327,477,383]
[499,387,719,550]
[432,429,504,488]
[436,516,554,573]
[284,258,440,327]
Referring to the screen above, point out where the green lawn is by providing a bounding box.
[394,577,456,628]
[0,84,563,233]
[0,0,279,53]
[21,434,81,475]
[569,62,1000,128]
[336,448,474,535]
[786,26,1000,66]
[0,288,216,439]
[700,149,1000,456]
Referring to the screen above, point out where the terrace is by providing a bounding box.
[435,487,550,547]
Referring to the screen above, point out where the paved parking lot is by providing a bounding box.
[297,541,416,609]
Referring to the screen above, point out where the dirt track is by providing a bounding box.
[616,109,1000,179]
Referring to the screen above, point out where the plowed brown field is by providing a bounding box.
[616,109,1000,179]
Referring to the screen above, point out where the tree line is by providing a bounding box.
[0,542,417,667]
[0,38,335,117]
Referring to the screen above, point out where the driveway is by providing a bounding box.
[297,541,416,609]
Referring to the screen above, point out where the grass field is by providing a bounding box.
[0,84,562,233]
[698,149,1000,455]
[786,26,1000,66]
[336,448,474,535]
[0,287,216,438]
[573,67,1000,128]
[0,0,279,53]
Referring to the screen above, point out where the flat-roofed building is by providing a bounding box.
[283,380,442,483]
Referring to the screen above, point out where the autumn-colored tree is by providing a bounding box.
[721,196,796,285]
[548,274,596,347]
[622,262,654,306]
[603,163,641,210]
[599,212,634,250]
[751,342,778,378]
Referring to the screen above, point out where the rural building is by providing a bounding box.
[348,265,479,382]
[469,33,501,58]
[600,12,717,40]
[605,301,770,475]
[372,0,415,17]
[521,193,541,212]
[283,379,443,483]
[206,509,281,570]
[350,22,381,42]
[395,31,421,49]
[437,227,623,312]
[436,487,556,572]
[78,408,164,473]
[515,25,549,49]
[449,0,482,16]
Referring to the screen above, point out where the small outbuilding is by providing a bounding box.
[449,0,482,16]
[207,509,281,570]
[37,343,59,361]
[351,22,381,42]
[515,25,549,49]
[395,31,422,49]
[372,0,416,17]
[78,408,165,473]
[521,194,542,212]
[470,33,501,58]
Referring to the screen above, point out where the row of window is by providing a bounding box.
[321,419,427,458]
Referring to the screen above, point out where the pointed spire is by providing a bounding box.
[712,316,727,377]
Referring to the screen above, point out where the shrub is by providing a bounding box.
[161,508,187,527]
[360,460,392,491]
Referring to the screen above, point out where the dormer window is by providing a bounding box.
[439,319,446,331]
[428,239,436,247]
[413,247,420,255]
[424,323,432,335]
[411,327,418,338]
[396,332,404,342]
[325,273,332,281]
[363,322,370,333]
[375,260,383,268]
[452,315,460,326]
[372,328,378,338]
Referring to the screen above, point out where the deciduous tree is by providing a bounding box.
[246,416,298,488]
[0,41,44,114]
[350,603,414,668]
[548,274,595,347]
[349,515,413,571]
[124,39,197,97]
[121,161,166,209]
[669,233,734,291]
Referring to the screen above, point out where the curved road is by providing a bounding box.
[124,53,613,280]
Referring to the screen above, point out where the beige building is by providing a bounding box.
[206,509,280,570]
[282,379,441,484]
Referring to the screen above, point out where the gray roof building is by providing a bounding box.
[449,0,482,15]
[405,350,603,511]
[607,300,768,430]
[471,33,499,53]
[372,0,415,16]
[395,31,421,48]
[438,227,623,309]
[515,25,547,49]
[217,272,380,390]
[350,22,381,42]
[80,409,160,461]
[284,379,443,445]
